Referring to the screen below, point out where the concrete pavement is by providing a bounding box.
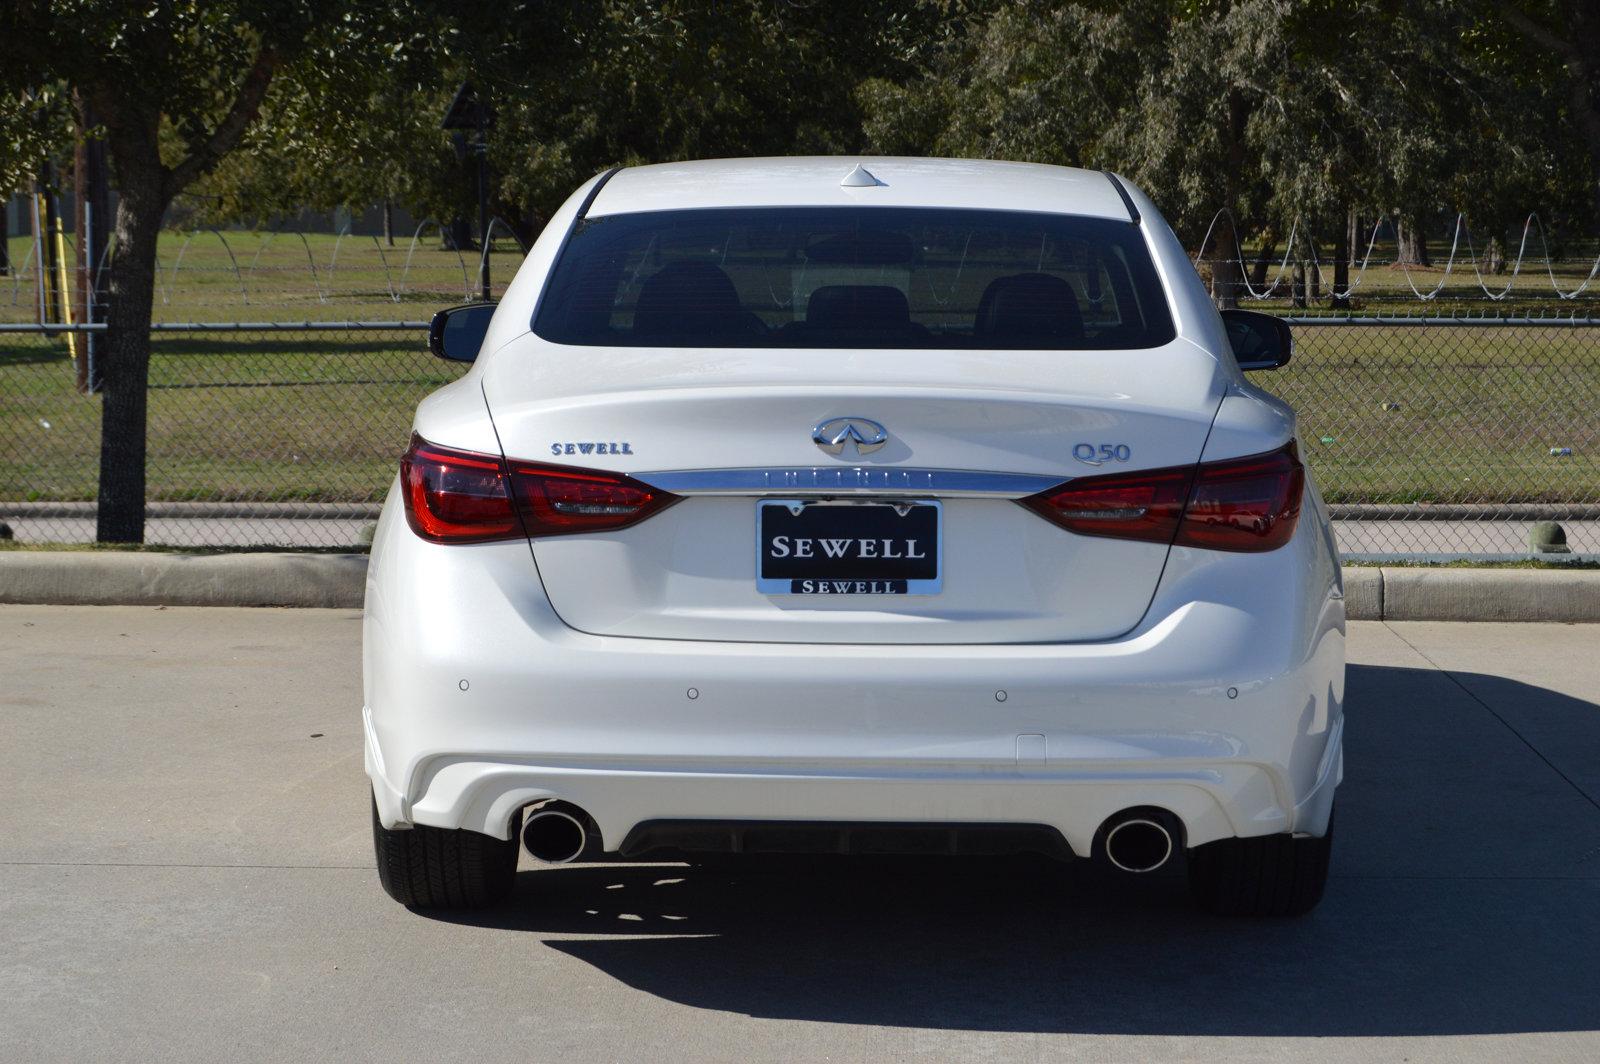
[2,607,1599,1062]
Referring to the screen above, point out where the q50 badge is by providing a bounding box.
[1073,443,1132,467]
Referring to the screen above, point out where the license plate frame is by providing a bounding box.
[755,498,943,596]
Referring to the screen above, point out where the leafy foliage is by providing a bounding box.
[186,0,941,235]
[856,1,1596,243]
[9,1,1591,246]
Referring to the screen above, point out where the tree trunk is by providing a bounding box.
[1250,232,1277,289]
[1397,216,1431,266]
[442,216,474,252]
[82,42,279,543]
[94,168,166,543]
[382,199,394,246]
[1211,213,1243,309]
[0,201,9,276]
[1212,89,1249,310]
[1332,207,1351,310]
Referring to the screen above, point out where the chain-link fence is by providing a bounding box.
[1,322,463,547]
[1274,317,1599,555]
[1,317,1596,554]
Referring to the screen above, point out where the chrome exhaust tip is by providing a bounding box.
[522,807,589,864]
[1102,816,1175,874]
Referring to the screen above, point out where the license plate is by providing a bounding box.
[756,499,942,595]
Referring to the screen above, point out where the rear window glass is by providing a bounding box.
[532,207,1175,350]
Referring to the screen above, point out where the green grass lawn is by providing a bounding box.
[4,231,522,324]
[1274,323,1599,503]
[2,230,1597,508]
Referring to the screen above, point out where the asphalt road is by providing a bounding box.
[2,607,1598,1063]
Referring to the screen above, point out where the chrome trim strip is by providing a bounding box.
[633,467,1064,498]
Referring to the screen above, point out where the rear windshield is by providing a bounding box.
[532,207,1175,349]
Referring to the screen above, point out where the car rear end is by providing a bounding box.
[364,159,1344,916]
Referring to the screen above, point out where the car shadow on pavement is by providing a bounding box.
[426,663,1600,1036]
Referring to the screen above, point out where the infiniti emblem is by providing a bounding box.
[812,416,889,457]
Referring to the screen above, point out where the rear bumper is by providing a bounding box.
[363,486,1346,857]
[368,719,1343,859]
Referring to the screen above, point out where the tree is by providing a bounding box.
[188,46,458,234]
[857,1,1595,304]
[448,0,945,237]
[0,87,72,281]
[1495,1,1600,224]
[0,1,437,541]
[189,1,944,249]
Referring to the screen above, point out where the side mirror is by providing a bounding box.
[1220,309,1293,371]
[429,303,497,363]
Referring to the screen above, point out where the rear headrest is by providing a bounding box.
[632,261,744,339]
[974,273,1083,344]
[805,285,911,331]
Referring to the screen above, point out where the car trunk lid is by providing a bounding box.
[479,337,1224,644]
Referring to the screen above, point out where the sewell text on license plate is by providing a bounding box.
[756,499,942,595]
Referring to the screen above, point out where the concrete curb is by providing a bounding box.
[1341,567,1383,620]
[1340,566,1600,622]
[1,552,1596,621]
[1367,566,1600,623]
[0,552,367,609]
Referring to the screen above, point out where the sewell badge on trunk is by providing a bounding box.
[756,499,942,595]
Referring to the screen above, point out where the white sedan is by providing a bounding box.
[365,157,1344,917]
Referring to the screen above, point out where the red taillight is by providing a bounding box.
[1021,442,1304,553]
[400,435,677,543]
[401,436,519,543]
[507,460,678,536]
[1178,445,1305,551]
[1020,466,1192,545]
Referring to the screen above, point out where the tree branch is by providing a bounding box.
[1498,4,1574,58]
[164,45,280,197]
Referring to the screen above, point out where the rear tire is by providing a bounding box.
[1187,811,1333,918]
[371,794,518,910]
